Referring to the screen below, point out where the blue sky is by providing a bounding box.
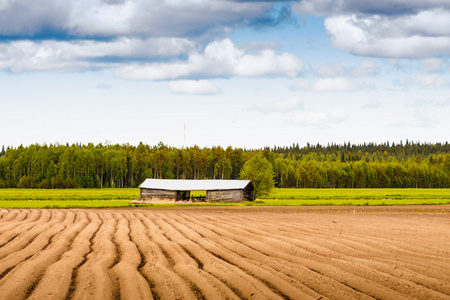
[1,0,449,148]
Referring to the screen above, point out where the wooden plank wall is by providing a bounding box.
[140,188,177,201]
[206,190,244,202]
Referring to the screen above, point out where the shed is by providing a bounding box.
[139,179,254,202]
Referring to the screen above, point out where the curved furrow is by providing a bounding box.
[264,223,450,293]
[71,211,118,300]
[179,213,362,300]
[205,214,445,300]
[153,214,285,300]
[210,213,450,271]
[234,213,450,283]
[141,212,241,300]
[164,213,319,300]
[175,213,327,299]
[0,210,41,235]
[0,210,21,223]
[0,211,68,276]
[181,213,394,300]
[109,212,153,300]
[257,230,450,299]
[132,212,197,300]
[0,210,86,300]
[27,210,101,300]
[0,210,50,247]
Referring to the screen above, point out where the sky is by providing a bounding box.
[1,0,450,149]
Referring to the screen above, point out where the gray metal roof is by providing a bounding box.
[139,179,252,191]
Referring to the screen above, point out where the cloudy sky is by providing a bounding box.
[1,0,449,148]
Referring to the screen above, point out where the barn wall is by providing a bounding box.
[206,189,244,202]
[140,188,177,201]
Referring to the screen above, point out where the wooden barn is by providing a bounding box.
[139,179,254,202]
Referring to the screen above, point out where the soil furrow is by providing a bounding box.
[133,212,196,300]
[143,213,240,300]
[0,207,448,300]
[110,212,153,300]
[27,210,100,300]
[0,210,50,248]
[153,215,283,300]
[0,210,85,300]
[66,210,103,299]
[173,213,322,300]
[0,211,70,277]
[71,211,118,300]
[181,213,381,300]
[220,216,450,299]
[165,213,314,300]
[0,210,40,235]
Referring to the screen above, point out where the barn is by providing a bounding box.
[139,179,254,202]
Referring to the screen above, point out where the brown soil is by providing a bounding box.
[0,205,449,300]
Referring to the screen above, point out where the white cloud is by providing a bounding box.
[0,0,271,38]
[291,78,356,92]
[316,60,377,78]
[362,99,382,109]
[169,80,221,95]
[289,108,348,126]
[415,74,448,88]
[293,1,450,17]
[350,60,378,77]
[247,96,303,113]
[0,37,195,72]
[323,13,450,59]
[238,41,281,52]
[295,2,450,59]
[115,39,303,80]
[420,58,445,72]
[316,63,345,77]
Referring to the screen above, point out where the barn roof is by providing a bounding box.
[139,179,252,191]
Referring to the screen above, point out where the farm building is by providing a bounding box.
[139,179,254,202]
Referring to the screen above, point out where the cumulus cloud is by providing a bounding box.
[415,74,448,88]
[294,0,450,17]
[323,13,450,59]
[238,41,281,52]
[247,96,303,113]
[115,39,303,80]
[291,78,356,92]
[420,58,445,72]
[316,60,378,78]
[289,108,348,126]
[294,1,450,59]
[350,60,378,77]
[0,37,195,72]
[0,0,273,38]
[169,80,221,95]
[316,63,345,77]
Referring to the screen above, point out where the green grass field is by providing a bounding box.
[0,188,449,208]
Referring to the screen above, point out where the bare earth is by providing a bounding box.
[0,206,449,300]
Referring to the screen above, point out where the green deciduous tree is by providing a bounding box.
[240,153,274,200]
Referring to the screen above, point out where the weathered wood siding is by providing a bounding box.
[206,189,244,202]
[140,188,177,201]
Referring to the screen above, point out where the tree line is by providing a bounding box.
[0,141,449,189]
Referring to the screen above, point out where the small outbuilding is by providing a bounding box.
[139,179,254,202]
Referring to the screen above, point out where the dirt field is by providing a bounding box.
[0,206,449,300]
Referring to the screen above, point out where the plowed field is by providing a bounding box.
[0,206,449,300]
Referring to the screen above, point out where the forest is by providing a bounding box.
[0,141,450,189]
